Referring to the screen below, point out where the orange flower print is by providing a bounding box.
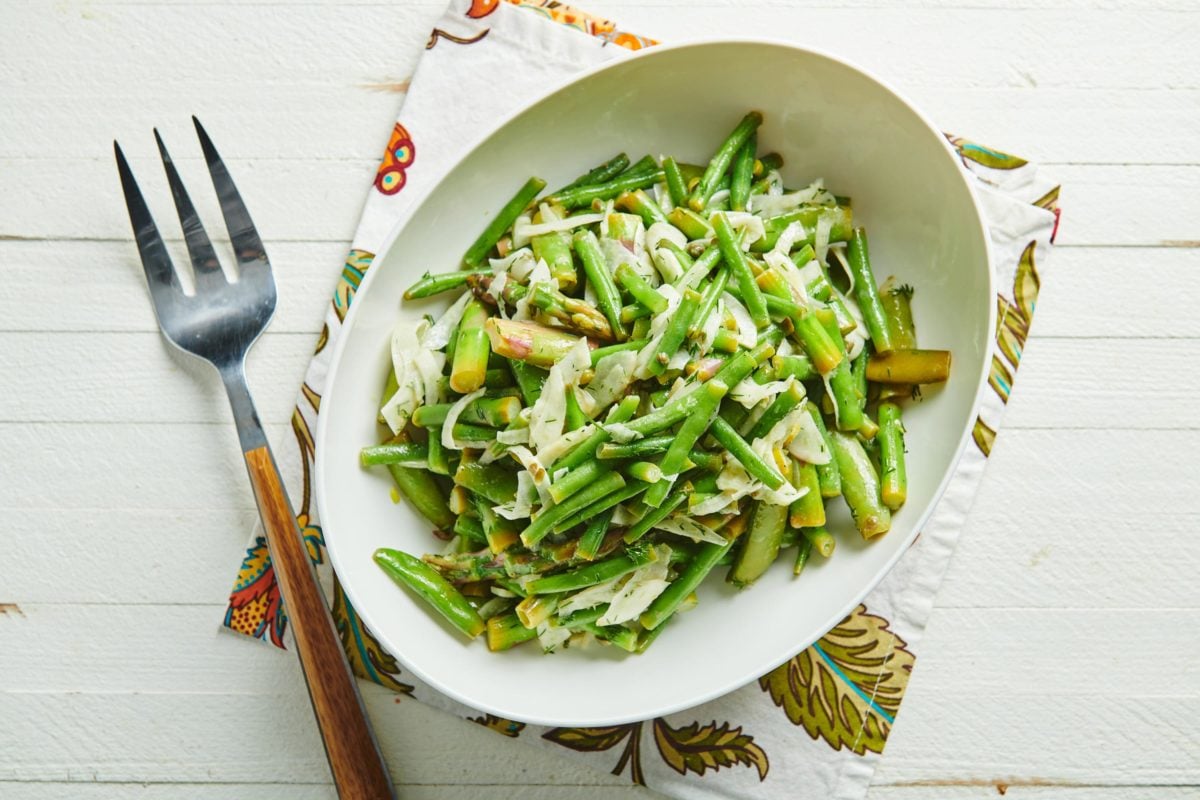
[374,123,415,196]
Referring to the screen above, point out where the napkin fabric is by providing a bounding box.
[221,2,1060,797]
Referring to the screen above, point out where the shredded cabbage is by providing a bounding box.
[589,350,638,410]
[557,576,623,617]
[747,179,831,217]
[722,292,757,349]
[441,388,486,450]
[730,377,794,409]
[787,402,831,465]
[653,516,728,545]
[506,445,553,506]
[421,291,472,350]
[598,545,672,625]
[528,337,590,454]
[512,211,604,247]
[539,423,596,468]
[494,470,535,520]
[604,422,643,443]
[719,211,766,249]
[537,620,572,653]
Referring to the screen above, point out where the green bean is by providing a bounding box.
[793,538,812,576]
[464,176,546,267]
[686,449,725,472]
[845,228,897,352]
[708,416,787,489]
[647,288,701,377]
[554,395,640,473]
[473,494,520,554]
[640,536,733,631]
[531,230,578,292]
[413,396,522,429]
[435,370,511,399]
[453,513,487,546]
[753,152,783,177]
[817,310,864,431]
[644,380,728,507]
[522,472,626,546]
[549,458,611,505]
[449,423,496,443]
[615,263,668,314]
[667,207,713,240]
[688,267,730,340]
[713,212,769,329]
[450,299,492,393]
[597,435,675,460]
[620,154,658,178]
[772,353,815,381]
[625,461,663,484]
[576,506,616,561]
[574,230,627,341]
[802,526,836,558]
[554,480,651,533]
[404,268,493,300]
[805,402,841,498]
[485,318,583,367]
[508,359,548,406]
[788,461,825,528]
[622,344,770,439]
[426,427,451,475]
[866,349,952,384]
[549,169,665,209]
[877,401,907,510]
[374,548,485,638]
[880,279,917,349]
[662,240,699,276]
[582,621,639,652]
[689,111,763,211]
[621,303,652,324]
[729,132,756,212]
[749,205,853,253]
[616,189,669,227]
[515,593,558,629]
[625,491,687,544]
[558,152,630,193]
[590,338,649,366]
[662,156,689,207]
[454,456,517,505]
[486,612,538,651]
[360,442,428,467]
[828,431,891,539]
[386,462,455,531]
[749,379,806,440]
[729,501,787,587]
[525,544,655,594]
[711,327,740,353]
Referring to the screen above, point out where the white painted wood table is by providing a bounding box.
[2,1,1197,798]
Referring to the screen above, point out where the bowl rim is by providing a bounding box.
[315,36,997,726]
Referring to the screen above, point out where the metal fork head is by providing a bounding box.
[115,118,275,371]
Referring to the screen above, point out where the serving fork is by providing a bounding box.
[115,118,395,799]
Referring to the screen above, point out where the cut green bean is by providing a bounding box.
[525,545,655,594]
[644,379,728,507]
[532,229,577,291]
[789,460,826,528]
[866,349,952,385]
[730,132,756,212]
[360,442,428,467]
[845,228,897,353]
[616,189,669,227]
[624,491,687,543]
[426,426,451,475]
[688,267,730,340]
[386,462,455,531]
[802,526,836,558]
[877,401,907,510]
[450,299,492,393]
[574,230,627,341]
[615,263,668,314]
[576,506,616,561]
[647,288,700,377]
[708,416,787,490]
[558,152,630,193]
[522,472,626,546]
[554,480,651,533]
[549,169,665,209]
[405,269,493,300]
[662,156,689,207]
[805,402,841,498]
[713,212,769,329]
[828,431,891,539]
[464,177,546,267]
[688,111,763,211]
[793,538,812,576]
[817,310,864,431]
[486,612,538,651]
[549,458,611,505]
[640,536,733,631]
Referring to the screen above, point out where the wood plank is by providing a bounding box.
[4,604,1193,697]
[0,689,1193,785]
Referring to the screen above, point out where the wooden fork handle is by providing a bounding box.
[244,445,396,799]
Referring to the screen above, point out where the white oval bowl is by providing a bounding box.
[316,39,993,727]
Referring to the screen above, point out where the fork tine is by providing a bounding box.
[114,140,185,306]
[192,117,269,277]
[154,128,226,291]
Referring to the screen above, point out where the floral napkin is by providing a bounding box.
[221,1,1061,797]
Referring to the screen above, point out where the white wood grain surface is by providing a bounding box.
[1,1,1197,798]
